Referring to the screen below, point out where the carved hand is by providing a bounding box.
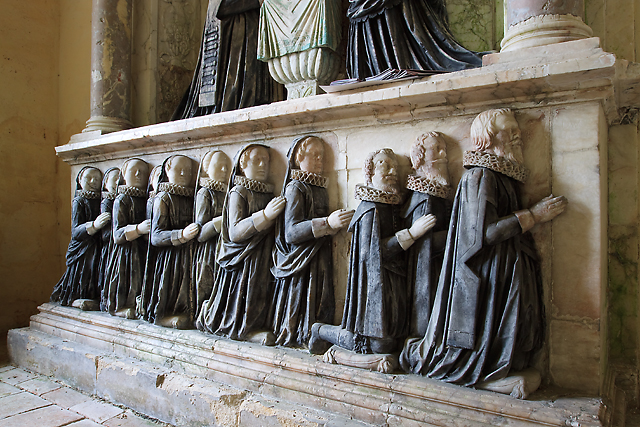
[328,209,355,230]
[137,219,151,235]
[530,194,568,224]
[408,214,437,240]
[264,196,286,221]
[93,212,111,230]
[182,223,201,241]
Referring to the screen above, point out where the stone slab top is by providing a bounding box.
[56,38,640,165]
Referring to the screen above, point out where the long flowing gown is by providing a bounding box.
[196,183,276,340]
[400,167,544,386]
[346,0,483,79]
[104,188,147,313]
[271,179,334,347]
[51,195,101,306]
[98,194,115,310]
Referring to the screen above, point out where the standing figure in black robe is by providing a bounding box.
[400,109,568,398]
[310,148,436,356]
[51,167,111,310]
[137,165,162,319]
[402,132,451,337]
[172,0,284,119]
[271,136,354,348]
[193,150,229,320]
[98,167,119,311]
[143,155,201,329]
[346,0,484,79]
[104,159,150,319]
[196,144,285,345]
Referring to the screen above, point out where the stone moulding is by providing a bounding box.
[10,304,604,426]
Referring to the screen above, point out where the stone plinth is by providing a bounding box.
[9,304,606,426]
[30,38,640,425]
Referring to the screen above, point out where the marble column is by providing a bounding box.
[83,0,133,134]
[501,0,593,52]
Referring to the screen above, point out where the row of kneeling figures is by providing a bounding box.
[51,108,568,399]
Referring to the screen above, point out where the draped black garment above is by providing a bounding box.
[346,0,483,79]
[400,167,544,386]
[51,196,101,306]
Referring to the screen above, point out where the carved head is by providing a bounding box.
[239,145,270,182]
[149,165,162,192]
[121,159,149,190]
[165,155,193,187]
[202,151,230,183]
[410,132,449,185]
[103,168,120,194]
[470,108,523,165]
[294,136,325,175]
[364,148,399,193]
[78,167,102,193]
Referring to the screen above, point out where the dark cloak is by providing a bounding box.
[137,191,159,318]
[346,0,483,79]
[271,138,334,348]
[192,184,225,319]
[400,167,544,386]
[196,144,276,340]
[172,0,284,119]
[104,188,148,313]
[341,199,408,349]
[51,170,102,306]
[401,191,450,337]
[98,167,119,310]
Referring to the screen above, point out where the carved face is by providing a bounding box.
[124,160,149,189]
[80,168,102,193]
[242,146,270,182]
[416,136,448,183]
[105,169,120,194]
[207,152,230,183]
[371,152,398,192]
[493,113,523,164]
[298,138,324,175]
[166,156,192,187]
[149,167,161,192]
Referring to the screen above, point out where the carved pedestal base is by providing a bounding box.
[82,115,133,134]
[323,345,398,373]
[476,368,542,399]
[501,14,593,52]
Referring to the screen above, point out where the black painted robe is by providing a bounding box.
[271,180,334,347]
[51,195,101,306]
[400,167,544,386]
[98,195,115,309]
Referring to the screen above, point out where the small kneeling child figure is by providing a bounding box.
[51,167,111,311]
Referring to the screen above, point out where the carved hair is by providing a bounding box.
[470,108,512,150]
[77,166,100,185]
[410,132,445,170]
[201,150,224,177]
[239,145,269,173]
[294,136,323,168]
[165,154,191,173]
[363,148,396,185]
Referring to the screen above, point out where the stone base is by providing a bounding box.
[8,304,607,426]
[285,80,324,99]
[82,115,133,134]
[501,14,593,52]
[323,345,398,374]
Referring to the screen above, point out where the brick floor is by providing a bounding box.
[0,364,171,427]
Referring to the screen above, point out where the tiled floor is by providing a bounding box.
[0,364,171,427]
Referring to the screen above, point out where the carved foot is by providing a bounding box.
[476,368,541,399]
[309,323,331,355]
[323,345,398,373]
[157,315,191,330]
[114,308,136,319]
[71,299,100,311]
[246,331,276,346]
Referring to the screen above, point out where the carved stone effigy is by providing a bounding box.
[11,36,640,426]
[258,0,342,98]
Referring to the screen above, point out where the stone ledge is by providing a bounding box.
[8,304,606,426]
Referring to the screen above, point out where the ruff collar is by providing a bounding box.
[355,184,402,205]
[200,178,227,193]
[102,191,117,200]
[291,169,328,188]
[118,185,147,198]
[406,175,450,199]
[158,182,195,197]
[234,175,274,193]
[463,151,528,183]
[148,191,156,199]
[76,190,100,199]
